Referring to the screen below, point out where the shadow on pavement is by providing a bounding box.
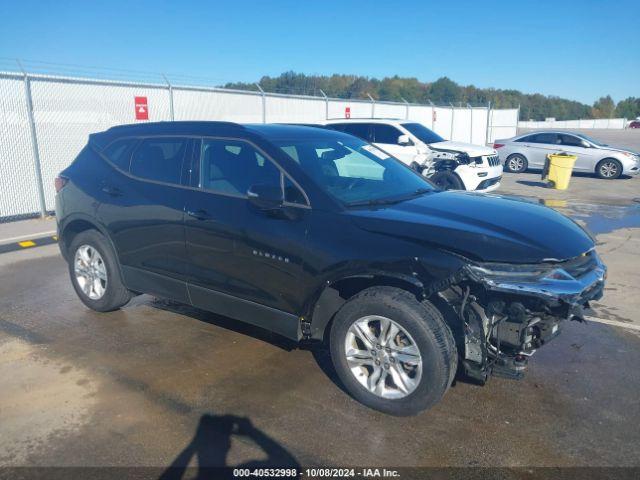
[160,413,299,479]
[150,297,298,352]
[516,180,548,188]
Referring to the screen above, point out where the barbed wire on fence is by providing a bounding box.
[0,57,499,107]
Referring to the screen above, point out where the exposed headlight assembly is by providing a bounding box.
[464,255,606,305]
[466,262,574,284]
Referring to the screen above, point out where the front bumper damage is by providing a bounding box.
[439,250,606,382]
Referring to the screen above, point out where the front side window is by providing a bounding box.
[275,137,433,205]
[371,124,403,144]
[559,134,585,147]
[200,139,280,196]
[576,133,602,147]
[130,138,187,184]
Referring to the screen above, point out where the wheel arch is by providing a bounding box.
[59,214,117,262]
[307,272,430,343]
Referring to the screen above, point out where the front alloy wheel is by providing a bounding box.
[329,287,457,415]
[345,315,422,399]
[596,159,622,179]
[74,244,108,300]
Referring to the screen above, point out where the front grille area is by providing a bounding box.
[485,155,500,166]
[561,250,599,278]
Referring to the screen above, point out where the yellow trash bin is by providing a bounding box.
[545,153,577,190]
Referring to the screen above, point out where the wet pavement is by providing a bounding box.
[1,246,640,469]
[1,170,640,471]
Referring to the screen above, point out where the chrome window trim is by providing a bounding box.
[97,134,311,209]
[197,135,311,209]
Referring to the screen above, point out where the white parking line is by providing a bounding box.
[585,316,640,331]
[0,230,57,245]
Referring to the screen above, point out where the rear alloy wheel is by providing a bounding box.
[505,154,528,173]
[330,287,457,416]
[429,170,464,191]
[68,230,132,312]
[74,245,108,300]
[596,159,622,179]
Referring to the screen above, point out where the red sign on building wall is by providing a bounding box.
[345,107,351,119]
[135,96,149,120]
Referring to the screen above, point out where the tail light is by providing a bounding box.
[493,143,505,149]
[54,176,68,193]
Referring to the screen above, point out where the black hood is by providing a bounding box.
[349,191,594,263]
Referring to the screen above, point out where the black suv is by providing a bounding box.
[55,122,606,415]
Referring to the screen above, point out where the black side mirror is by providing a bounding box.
[247,184,283,211]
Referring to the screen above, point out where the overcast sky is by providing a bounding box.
[0,0,637,104]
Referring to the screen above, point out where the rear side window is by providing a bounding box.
[371,124,403,144]
[200,139,281,196]
[515,135,533,142]
[331,123,371,141]
[103,138,139,171]
[130,138,188,184]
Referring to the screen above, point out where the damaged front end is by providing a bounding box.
[438,249,607,382]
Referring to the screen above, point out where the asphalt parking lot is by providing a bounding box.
[1,130,640,472]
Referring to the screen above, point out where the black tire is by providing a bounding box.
[329,287,457,416]
[429,170,464,191]
[68,230,132,312]
[595,158,623,179]
[504,154,528,173]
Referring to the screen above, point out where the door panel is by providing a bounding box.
[184,137,309,316]
[372,142,418,165]
[97,136,191,302]
[184,189,248,298]
[370,124,418,165]
[526,133,559,168]
[557,134,598,171]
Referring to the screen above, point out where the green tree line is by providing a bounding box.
[224,72,639,121]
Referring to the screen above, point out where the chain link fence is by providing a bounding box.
[0,60,519,222]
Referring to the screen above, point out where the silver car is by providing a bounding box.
[494,131,640,179]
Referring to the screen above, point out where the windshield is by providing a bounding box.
[401,123,445,144]
[273,137,434,206]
